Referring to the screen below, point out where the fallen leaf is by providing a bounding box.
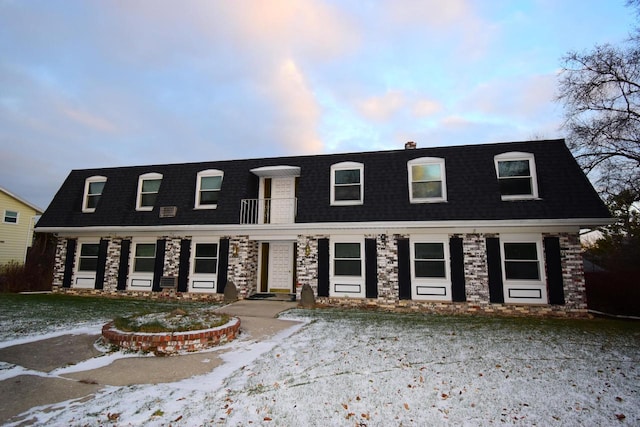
[264,416,272,421]
[356,396,361,401]
[226,408,233,415]
[173,415,183,422]
[404,403,410,410]
[616,413,626,420]
[342,403,348,410]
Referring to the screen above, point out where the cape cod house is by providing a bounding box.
[36,139,611,317]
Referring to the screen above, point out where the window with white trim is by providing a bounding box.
[3,210,18,224]
[500,235,547,304]
[329,237,365,298]
[82,176,107,213]
[128,241,156,290]
[408,157,447,203]
[189,240,219,292]
[331,162,364,205]
[410,236,451,301]
[136,173,163,211]
[74,241,100,289]
[494,152,539,200]
[195,170,223,209]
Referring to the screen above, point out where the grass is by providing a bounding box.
[0,293,220,342]
[113,308,229,333]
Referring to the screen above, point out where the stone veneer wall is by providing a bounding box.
[52,237,67,288]
[51,231,588,318]
[226,236,258,298]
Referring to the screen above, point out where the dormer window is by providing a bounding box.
[195,169,224,209]
[494,152,539,200]
[408,157,447,203]
[331,162,364,205]
[82,176,107,213]
[136,172,162,211]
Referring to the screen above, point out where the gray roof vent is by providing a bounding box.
[159,206,177,218]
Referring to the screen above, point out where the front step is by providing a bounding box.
[246,293,296,302]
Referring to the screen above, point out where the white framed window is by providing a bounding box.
[500,234,547,304]
[74,240,100,289]
[128,241,156,290]
[195,169,224,209]
[189,239,219,293]
[82,176,107,213]
[408,157,447,203]
[494,152,539,200]
[3,210,18,224]
[329,236,365,298]
[331,162,364,205]
[410,236,451,301]
[136,173,163,211]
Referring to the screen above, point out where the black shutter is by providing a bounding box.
[365,238,378,298]
[177,239,191,292]
[152,239,166,292]
[217,238,229,293]
[450,237,466,302]
[62,238,76,288]
[117,239,130,291]
[397,238,411,300]
[317,238,329,297]
[486,237,504,303]
[94,239,109,290]
[544,237,565,305]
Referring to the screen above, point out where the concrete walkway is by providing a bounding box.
[0,299,299,425]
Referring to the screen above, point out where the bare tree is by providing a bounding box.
[557,10,640,197]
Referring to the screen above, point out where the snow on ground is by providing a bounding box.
[4,310,640,426]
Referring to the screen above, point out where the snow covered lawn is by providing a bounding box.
[3,307,640,426]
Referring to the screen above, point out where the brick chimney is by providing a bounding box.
[405,141,417,149]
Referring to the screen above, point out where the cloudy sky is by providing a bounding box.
[0,0,635,210]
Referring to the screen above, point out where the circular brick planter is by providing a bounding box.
[102,317,240,355]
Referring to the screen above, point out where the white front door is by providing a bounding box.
[268,242,294,292]
[270,177,295,224]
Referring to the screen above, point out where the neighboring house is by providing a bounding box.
[36,139,611,317]
[0,186,44,265]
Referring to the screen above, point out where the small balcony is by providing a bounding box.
[240,198,297,224]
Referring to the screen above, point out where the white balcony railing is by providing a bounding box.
[240,198,297,224]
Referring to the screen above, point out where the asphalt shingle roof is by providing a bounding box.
[37,139,610,229]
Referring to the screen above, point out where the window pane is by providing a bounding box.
[415,243,444,260]
[195,259,217,274]
[412,164,441,181]
[4,211,18,223]
[498,160,530,178]
[335,243,361,258]
[504,243,538,260]
[201,176,222,190]
[195,243,218,258]
[135,243,156,257]
[142,179,161,192]
[335,185,361,201]
[335,259,361,276]
[79,258,98,272]
[499,178,532,196]
[335,169,360,185]
[412,181,442,199]
[134,258,155,272]
[80,244,100,257]
[86,194,100,209]
[141,193,157,207]
[88,181,105,195]
[415,260,446,278]
[200,190,219,205]
[505,261,540,280]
